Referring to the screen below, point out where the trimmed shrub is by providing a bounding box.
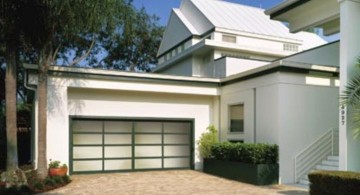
[309,170,360,195]
[211,142,278,164]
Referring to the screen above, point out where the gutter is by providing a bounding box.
[265,0,309,18]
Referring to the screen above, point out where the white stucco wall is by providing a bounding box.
[220,71,339,184]
[30,72,219,172]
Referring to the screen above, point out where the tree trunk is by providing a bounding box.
[36,51,51,179]
[5,36,18,171]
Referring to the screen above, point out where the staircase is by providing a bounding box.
[298,155,339,186]
[294,127,339,186]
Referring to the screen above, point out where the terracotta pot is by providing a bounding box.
[48,167,68,176]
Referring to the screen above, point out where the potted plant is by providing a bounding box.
[48,159,68,177]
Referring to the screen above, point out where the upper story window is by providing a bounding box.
[283,43,299,52]
[229,104,244,133]
[222,34,237,43]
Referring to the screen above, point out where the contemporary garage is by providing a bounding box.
[70,118,193,173]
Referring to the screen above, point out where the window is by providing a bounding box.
[229,104,244,132]
[228,140,244,143]
[222,34,236,43]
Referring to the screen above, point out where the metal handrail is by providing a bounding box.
[294,127,339,183]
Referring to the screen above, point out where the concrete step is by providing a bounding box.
[299,178,310,185]
[327,156,339,161]
[316,165,338,171]
[322,160,339,166]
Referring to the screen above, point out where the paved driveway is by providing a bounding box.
[42,170,308,195]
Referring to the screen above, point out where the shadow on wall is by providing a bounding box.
[47,76,87,118]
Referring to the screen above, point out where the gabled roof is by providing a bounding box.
[157,8,200,56]
[158,0,326,57]
[189,0,297,39]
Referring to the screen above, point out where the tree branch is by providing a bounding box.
[68,38,95,66]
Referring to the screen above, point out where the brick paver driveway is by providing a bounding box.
[42,170,308,195]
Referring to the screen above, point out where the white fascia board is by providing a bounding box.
[24,64,220,83]
[215,27,302,44]
[220,60,339,83]
[269,0,339,33]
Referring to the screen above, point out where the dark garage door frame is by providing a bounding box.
[69,116,195,175]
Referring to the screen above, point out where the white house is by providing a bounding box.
[266,0,360,183]
[26,0,340,185]
[155,0,325,78]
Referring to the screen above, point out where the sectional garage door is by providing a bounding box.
[70,118,193,174]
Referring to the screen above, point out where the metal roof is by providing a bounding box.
[189,0,300,40]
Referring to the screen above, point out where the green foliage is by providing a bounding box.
[197,125,218,158]
[308,171,360,195]
[340,58,360,138]
[48,159,67,168]
[211,142,278,164]
[44,177,56,187]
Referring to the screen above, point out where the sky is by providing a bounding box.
[132,0,283,26]
[132,0,339,42]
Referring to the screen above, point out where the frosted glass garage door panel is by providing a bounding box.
[164,134,189,144]
[135,134,161,144]
[105,146,132,158]
[73,121,102,133]
[105,121,132,133]
[164,122,191,133]
[73,134,102,145]
[135,159,161,169]
[135,146,161,157]
[73,160,102,171]
[135,122,161,133]
[104,160,131,170]
[164,146,190,157]
[164,158,190,168]
[73,147,102,159]
[105,134,131,145]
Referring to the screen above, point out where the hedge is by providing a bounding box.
[308,170,360,195]
[210,142,278,164]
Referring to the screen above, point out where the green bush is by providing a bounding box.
[309,171,360,195]
[197,125,218,158]
[211,142,278,164]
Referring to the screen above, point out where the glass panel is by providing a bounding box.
[135,146,161,157]
[104,160,131,170]
[164,146,189,157]
[105,134,131,145]
[164,122,190,134]
[164,158,190,168]
[230,104,244,132]
[73,147,102,159]
[105,121,132,133]
[105,146,131,158]
[73,134,102,145]
[73,160,102,171]
[135,122,161,133]
[135,134,161,144]
[135,159,161,169]
[164,134,189,144]
[73,120,102,133]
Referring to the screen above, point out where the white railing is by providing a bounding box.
[294,127,339,183]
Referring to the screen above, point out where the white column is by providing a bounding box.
[338,0,360,171]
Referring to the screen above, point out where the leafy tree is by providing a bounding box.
[16,0,128,178]
[0,0,21,172]
[96,7,164,71]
